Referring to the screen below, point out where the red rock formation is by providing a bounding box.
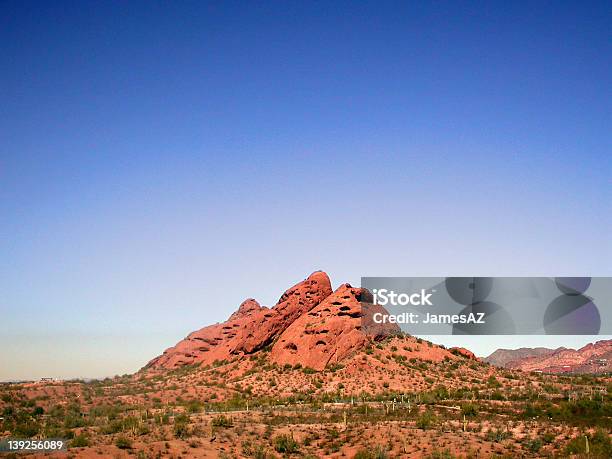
[270,284,400,371]
[486,340,612,374]
[146,271,332,369]
[449,347,478,360]
[228,299,263,320]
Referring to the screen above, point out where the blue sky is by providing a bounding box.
[1,1,610,380]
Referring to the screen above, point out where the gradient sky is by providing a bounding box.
[1,1,611,380]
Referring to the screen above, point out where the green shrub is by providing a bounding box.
[211,414,233,427]
[486,428,511,442]
[565,429,612,457]
[71,434,89,447]
[354,446,388,459]
[63,413,86,429]
[427,449,457,459]
[174,413,190,438]
[186,400,202,413]
[461,403,478,417]
[273,433,299,453]
[523,437,542,453]
[100,419,123,435]
[115,436,132,449]
[252,444,274,459]
[13,420,40,438]
[416,410,436,430]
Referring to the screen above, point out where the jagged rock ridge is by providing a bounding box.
[145,271,398,371]
[485,340,612,374]
[485,347,560,368]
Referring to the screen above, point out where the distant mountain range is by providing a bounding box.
[485,340,611,374]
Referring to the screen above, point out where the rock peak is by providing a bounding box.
[275,271,332,306]
[228,298,263,321]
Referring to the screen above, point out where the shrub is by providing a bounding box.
[273,434,299,453]
[427,449,457,459]
[486,428,510,442]
[461,403,478,417]
[186,400,202,413]
[104,418,126,435]
[12,420,39,438]
[354,446,388,459]
[252,444,274,459]
[71,434,89,447]
[523,437,542,453]
[523,403,540,418]
[115,436,132,449]
[565,429,612,457]
[416,410,436,430]
[211,414,233,428]
[174,413,190,438]
[63,413,86,429]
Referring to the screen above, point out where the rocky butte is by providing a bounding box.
[145,271,400,372]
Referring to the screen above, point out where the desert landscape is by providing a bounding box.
[1,272,610,458]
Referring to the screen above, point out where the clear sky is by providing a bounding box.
[1,1,611,380]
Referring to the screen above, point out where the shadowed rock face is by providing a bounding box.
[146,271,333,369]
[145,271,400,371]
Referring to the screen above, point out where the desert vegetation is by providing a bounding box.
[1,335,610,457]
